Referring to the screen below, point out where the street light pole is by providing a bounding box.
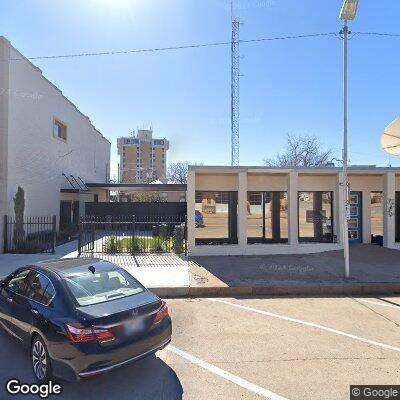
[339,0,358,278]
[341,19,350,279]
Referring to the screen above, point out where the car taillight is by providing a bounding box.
[65,323,115,343]
[153,301,169,325]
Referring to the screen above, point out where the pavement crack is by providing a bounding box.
[349,297,400,329]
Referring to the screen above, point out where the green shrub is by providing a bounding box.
[104,236,119,253]
[172,225,185,254]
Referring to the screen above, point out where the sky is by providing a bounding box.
[1,0,400,178]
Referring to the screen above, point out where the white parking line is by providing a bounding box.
[353,298,400,310]
[208,299,400,354]
[167,345,289,400]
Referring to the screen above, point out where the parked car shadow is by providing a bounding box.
[0,331,183,400]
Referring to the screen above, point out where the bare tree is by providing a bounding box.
[130,191,166,202]
[168,161,190,184]
[264,134,334,167]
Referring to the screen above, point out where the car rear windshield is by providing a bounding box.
[63,268,144,306]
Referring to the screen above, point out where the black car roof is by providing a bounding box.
[30,258,119,277]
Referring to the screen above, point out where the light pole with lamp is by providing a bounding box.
[339,0,359,278]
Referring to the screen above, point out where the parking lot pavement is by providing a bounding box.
[1,296,400,399]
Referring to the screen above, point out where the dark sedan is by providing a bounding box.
[0,258,172,382]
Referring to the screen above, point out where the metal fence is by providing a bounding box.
[85,202,187,220]
[78,215,187,256]
[3,215,56,254]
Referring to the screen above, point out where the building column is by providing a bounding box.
[383,172,396,248]
[288,171,298,245]
[362,190,371,244]
[186,170,196,254]
[238,171,247,249]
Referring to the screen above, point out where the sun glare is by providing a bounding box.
[90,0,134,10]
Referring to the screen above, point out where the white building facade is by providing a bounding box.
[0,37,110,251]
[187,166,400,256]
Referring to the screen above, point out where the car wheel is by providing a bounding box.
[31,336,52,383]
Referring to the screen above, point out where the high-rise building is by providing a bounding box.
[117,129,169,183]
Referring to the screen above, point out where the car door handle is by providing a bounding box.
[31,309,38,315]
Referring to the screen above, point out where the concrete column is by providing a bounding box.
[0,37,11,253]
[383,172,396,248]
[288,171,298,245]
[362,190,371,244]
[336,172,345,245]
[237,171,247,249]
[186,170,196,253]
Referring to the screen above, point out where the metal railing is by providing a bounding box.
[3,215,56,254]
[78,215,187,256]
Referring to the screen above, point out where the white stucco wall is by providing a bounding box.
[0,38,11,251]
[0,37,110,247]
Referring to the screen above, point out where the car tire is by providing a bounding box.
[31,336,52,383]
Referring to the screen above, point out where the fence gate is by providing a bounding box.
[78,215,187,256]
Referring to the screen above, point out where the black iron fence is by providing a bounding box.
[3,215,56,254]
[78,215,187,256]
[85,202,187,220]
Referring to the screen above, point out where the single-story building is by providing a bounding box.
[186,165,400,256]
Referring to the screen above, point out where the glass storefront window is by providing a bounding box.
[280,192,288,240]
[370,192,383,238]
[195,191,238,245]
[247,192,263,239]
[247,191,288,243]
[299,192,333,242]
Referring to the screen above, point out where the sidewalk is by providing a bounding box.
[1,243,400,297]
[188,244,400,297]
[0,244,190,296]
[0,240,78,277]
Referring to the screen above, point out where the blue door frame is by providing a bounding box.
[348,191,362,243]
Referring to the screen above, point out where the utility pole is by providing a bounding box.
[231,1,240,166]
[341,19,350,278]
[339,0,359,278]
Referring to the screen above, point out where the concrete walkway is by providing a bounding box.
[1,243,400,297]
[188,244,400,296]
[0,240,78,277]
[81,253,190,296]
[0,242,190,296]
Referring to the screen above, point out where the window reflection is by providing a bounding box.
[370,191,383,239]
[247,192,263,239]
[299,192,333,242]
[195,191,237,244]
[247,191,288,243]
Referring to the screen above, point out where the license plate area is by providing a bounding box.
[123,317,145,336]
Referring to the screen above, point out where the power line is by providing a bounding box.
[354,31,400,38]
[5,30,399,62]
[8,32,337,61]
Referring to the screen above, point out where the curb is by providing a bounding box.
[151,283,400,298]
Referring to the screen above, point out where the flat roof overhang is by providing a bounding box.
[60,189,90,194]
[189,165,400,175]
[86,183,187,192]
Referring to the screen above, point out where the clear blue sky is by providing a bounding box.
[1,0,400,178]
